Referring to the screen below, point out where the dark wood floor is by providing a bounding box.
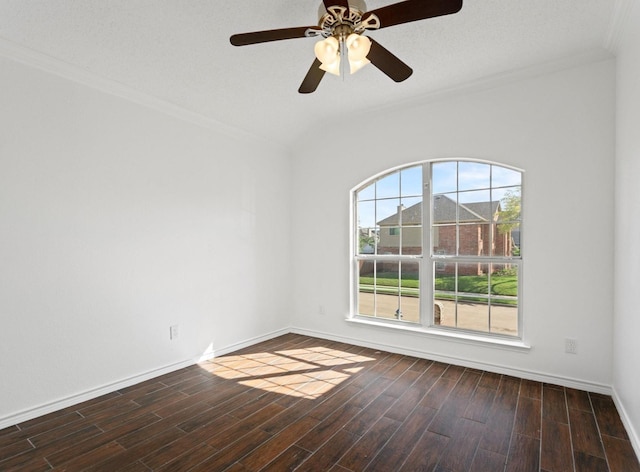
[1,334,639,471]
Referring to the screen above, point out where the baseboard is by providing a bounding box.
[612,387,640,460]
[290,327,613,395]
[0,326,618,431]
[0,358,195,431]
[0,328,289,431]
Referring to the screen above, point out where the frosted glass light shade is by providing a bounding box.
[346,33,371,74]
[315,37,339,63]
[314,36,341,76]
[319,57,341,75]
[346,34,371,61]
[348,57,370,74]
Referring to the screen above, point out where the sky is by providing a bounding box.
[357,161,521,229]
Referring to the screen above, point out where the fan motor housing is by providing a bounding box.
[317,2,380,37]
[317,0,368,20]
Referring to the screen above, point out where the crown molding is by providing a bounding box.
[0,36,288,154]
[606,0,636,53]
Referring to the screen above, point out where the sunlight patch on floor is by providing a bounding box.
[201,345,376,399]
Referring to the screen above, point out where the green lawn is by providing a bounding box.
[434,274,517,297]
[359,273,517,299]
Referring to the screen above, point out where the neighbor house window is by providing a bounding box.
[353,160,522,340]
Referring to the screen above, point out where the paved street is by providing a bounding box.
[358,292,517,335]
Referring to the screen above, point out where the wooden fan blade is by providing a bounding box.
[363,0,462,29]
[230,26,320,46]
[323,0,350,14]
[299,59,326,94]
[367,38,413,82]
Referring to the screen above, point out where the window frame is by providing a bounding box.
[351,159,524,344]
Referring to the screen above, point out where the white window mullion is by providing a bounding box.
[423,162,433,327]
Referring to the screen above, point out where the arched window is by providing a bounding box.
[353,160,523,340]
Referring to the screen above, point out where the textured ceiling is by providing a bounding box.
[0,0,618,148]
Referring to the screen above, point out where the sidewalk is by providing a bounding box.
[358,292,517,335]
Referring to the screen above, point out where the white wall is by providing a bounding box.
[291,59,616,390]
[0,56,291,424]
[0,37,628,444]
[613,0,640,452]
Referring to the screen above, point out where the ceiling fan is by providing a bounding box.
[230,0,463,94]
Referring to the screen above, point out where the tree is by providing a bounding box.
[359,232,376,253]
[497,188,521,235]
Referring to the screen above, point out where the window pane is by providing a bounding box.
[457,300,489,333]
[433,225,455,256]
[400,196,422,216]
[489,263,519,335]
[400,166,423,197]
[457,262,489,280]
[490,303,518,336]
[459,162,490,191]
[497,187,521,257]
[432,161,457,194]
[358,200,376,229]
[380,227,400,255]
[458,223,491,256]
[495,222,519,257]
[505,222,520,256]
[434,262,491,332]
[494,184,520,200]
[400,196,422,255]
[357,200,376,255]
[357,260,375,317]
[358,182,375,201]
[497,187,521,225]
[433,193,458,224]
[399,260,420,323]
[458,190,492,209]
[375,261,401,320]
[376,198,400,222]
[434,267,454,325]
[492,166,521,188]
[377,198,400,255]
[402,225,422,255]
[376,172,400,199]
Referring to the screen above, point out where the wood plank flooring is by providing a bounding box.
[1,333,638,471]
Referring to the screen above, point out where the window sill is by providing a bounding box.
[345,316,531,351]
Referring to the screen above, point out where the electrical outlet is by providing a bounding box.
[565,338,577,354]
[318,305,325,316]
[170,325,179,340]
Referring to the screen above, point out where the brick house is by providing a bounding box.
[376,195,515,276]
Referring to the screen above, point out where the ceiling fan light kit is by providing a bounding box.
[313,32,371,76]
[230,0,463,93]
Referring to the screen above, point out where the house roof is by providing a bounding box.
[377,195,501,226]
